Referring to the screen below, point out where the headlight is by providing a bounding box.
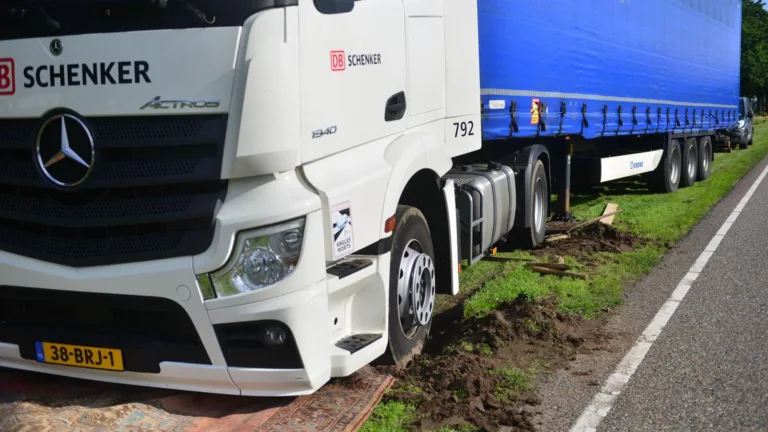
[196,218,306,299]
[737,120,746,129]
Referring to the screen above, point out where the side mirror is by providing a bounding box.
[315,0,355,14]
[748,112,754,119]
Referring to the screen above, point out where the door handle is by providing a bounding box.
[385,91,406,122]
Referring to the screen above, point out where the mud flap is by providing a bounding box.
[443,179,460,295]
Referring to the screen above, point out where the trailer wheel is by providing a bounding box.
[680,137,698,188]
[697,136,712,181]
[377,205,435,368]
[653,138,681,193]
[514,159,548,248]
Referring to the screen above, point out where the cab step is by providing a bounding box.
[326,258,373,279]
[335,333,382,354]
[330,332,387,377]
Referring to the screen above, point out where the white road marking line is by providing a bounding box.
[570,163,768,432]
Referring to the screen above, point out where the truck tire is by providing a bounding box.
[697,136,712,181]
[653,138,681,193]
[680,137,698,188]
[515,159,548,248]
[377,205,435,368]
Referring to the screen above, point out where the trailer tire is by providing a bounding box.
[376,205,435,368]
[515,159,548,248]
[653,138,681,193]
[680,137,698,188]
[697,136,712,181]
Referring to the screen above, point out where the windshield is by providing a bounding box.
[0,0,295,41]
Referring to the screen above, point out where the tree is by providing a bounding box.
[741,0,768,111]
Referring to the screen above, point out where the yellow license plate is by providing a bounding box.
[35,341,124,371]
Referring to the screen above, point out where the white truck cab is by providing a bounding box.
[0,0,478,396]
[1,0,734,397]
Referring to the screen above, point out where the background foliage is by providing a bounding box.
[742,0,768,111]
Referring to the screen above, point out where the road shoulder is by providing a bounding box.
[527,152,768,432]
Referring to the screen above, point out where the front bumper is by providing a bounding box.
[0,174,333,396]
[727,127,749,144]
[0,277,330,396]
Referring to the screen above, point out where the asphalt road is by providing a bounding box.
[597,163,768,431]
[529,152,768,432]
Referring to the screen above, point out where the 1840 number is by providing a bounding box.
[312,126,337,139]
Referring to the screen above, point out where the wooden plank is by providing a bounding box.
[600,203,619,225]
[526,262,571,271]
[545,234,571,242]
[485,256,535,263]
[529,266,589,280]
[566,210,623,233]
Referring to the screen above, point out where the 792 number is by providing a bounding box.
[453,121,475,138]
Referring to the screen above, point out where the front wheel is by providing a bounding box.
[376,205,435,368]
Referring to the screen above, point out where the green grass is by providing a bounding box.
[462,244,663,319]
[464,124,768,320]
[359,401,417,432]
[362,125,768,432]
[489,366,535,402]
[571,136,768,242]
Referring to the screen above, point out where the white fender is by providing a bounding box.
[302,127,453,263]
[379,128,453,237]
[443,179,460,295]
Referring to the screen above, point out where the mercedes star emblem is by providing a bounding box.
[50,39,63,56]
[36,114,95,187]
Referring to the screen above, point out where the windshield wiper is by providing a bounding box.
[151,0,216,25]
[0,1,63,31]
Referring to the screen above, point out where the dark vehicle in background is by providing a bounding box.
[730,97,755,149]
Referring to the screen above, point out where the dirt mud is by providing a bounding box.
[376,220,642,431]
[534,222,645,259]
[379,297,614,432]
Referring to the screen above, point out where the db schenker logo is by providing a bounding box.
[330,50,345,72]
[0,58,15,96]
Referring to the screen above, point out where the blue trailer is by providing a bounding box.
[478,0,741,140]
[454,0,743,249]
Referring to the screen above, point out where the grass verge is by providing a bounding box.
[364,124,768,432]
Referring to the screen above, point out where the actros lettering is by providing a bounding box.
[140,96,221,110]
[23,61,150,88]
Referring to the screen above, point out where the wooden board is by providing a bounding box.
[600,203,619,225]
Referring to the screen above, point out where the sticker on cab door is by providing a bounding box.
[331,202,354,259]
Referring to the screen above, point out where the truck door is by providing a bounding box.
[402,0,446,130]
[299,0,407,163]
